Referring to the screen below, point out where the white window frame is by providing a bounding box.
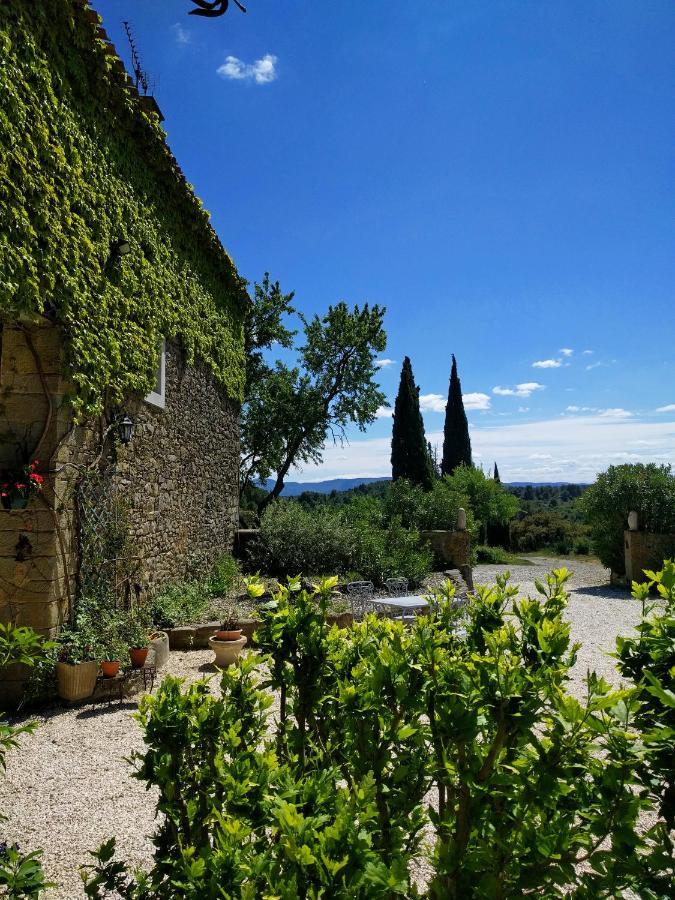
[145,338,166,409]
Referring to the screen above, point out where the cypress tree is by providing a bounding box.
[441,354,472,476]
[391,357,434,489]
[494,461,500,483]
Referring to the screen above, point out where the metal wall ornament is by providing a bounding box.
[189,0,247,17]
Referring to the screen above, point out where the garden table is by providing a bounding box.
[362,595,429,622]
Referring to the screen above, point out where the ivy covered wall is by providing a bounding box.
[0,0,247,416]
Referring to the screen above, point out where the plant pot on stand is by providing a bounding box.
[101,659,120,678]
[209,634,247,668]
[56,660,98,701]
[129,646,149,669]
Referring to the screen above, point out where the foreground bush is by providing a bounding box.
[580,463,675,574]
[84,570,674,898]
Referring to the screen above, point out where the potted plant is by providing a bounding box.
[56,630,98,701]
[99,630,126,679]
[120,614,151,669]
[0,459,44,511]
[215,603,242,641]
[209,603,246,667]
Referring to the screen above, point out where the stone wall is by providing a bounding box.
[624,530,675,583]
[0,320,239,702]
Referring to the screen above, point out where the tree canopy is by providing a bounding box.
[240,279,387,510]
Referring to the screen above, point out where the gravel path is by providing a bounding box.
[1,558,643,898]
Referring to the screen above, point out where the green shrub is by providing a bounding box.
[580,463,675,574]
[249,501,354,576]
[83,572,674,898]
[617,561,675,829]
[149,582,212,630]
[251,501,432,586]
[209,553,241,596]
[510,510,575,553]
[474,544,510,564]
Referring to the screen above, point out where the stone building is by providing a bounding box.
[0,1,247,700]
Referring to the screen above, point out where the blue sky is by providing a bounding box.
[97,0,675,483]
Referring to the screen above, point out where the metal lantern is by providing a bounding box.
[118,414,135,445]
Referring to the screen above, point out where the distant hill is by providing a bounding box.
[265,477,588,496]
[265,477,390,496]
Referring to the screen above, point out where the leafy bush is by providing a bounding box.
[384,478,469,533]
[474,543,510,564]
[208,553,241,596]
[249,501,354,575]
[580,463,675,574]
[83,572,674,898]
[510,510,575,553]
[250,500,432,585]
[149,582,212,630]
[617,561,675,830]
[443,465,519,540]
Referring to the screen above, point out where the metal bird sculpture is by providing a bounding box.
[189,1,247,16]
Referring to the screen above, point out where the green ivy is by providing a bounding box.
[0,0,246,416]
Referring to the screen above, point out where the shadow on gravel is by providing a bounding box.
[568,584,632,600]
[76,701,139,720]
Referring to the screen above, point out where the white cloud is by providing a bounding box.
[518,406,529,413]
[493,382,544,398]
[375,358,396,368]
[565,405,596,413]
[533,358,562,369]
[598,408,633,419]
[291,416,675,482]
[463,392,491,411]
[559,348,574,357]
[374,405,392,419]
[529,453,553,460]
[217,53,278,84]
[656,404,675,413]
[172,22,191,44]
[582,349,594,355]
[419,393,446,413]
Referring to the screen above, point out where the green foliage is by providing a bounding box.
[241,288,387,507]
[148,555,241,629]
[390,357,434,489]
[510,510,577,553]
[0,625,53,897]
[250,500,432,586]
[580,464,675,573]
[473,543,511,564]
[441,355,472,476]
[617,561,675,830]
[149,582,213,630]
[383,477,470,533]
[443,466,519,540]
[0,0,245,416]
[82,571,674,898]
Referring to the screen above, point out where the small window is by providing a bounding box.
[145,339,166,409]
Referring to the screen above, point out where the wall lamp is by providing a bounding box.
[117,414,135,445]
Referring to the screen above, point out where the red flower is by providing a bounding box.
[29,473,44,485]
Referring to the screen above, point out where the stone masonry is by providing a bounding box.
[0,319,239,703]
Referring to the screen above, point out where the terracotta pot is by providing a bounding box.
[193,622,220,648]
[129,647,149,669]
[215,629,242,641]
[148,631,170,669]
[209,635,247,668]
[101,660,120,679]
[56,660,98,701]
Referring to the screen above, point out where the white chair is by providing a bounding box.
[346,580,375,620]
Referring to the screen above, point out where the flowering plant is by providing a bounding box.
[0,459,44,510]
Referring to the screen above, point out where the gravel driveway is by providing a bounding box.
[1,558,644,899]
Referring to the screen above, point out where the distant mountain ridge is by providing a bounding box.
[265,477,588,496]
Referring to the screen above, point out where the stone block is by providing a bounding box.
[419,530,471,570]
[624,531,675,583]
